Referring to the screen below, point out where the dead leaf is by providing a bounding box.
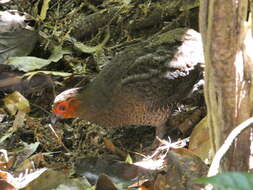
[0,149,8,170]
[0,180,15,190]
[95,173,118,190]
[104,138,127,159]
[104,138,116,153]
[0,10,38,63]
[189,116,211,163]
[153,174,166,190]
[0,110,26,144]
[23,169,91,190]
[16,153,43,171]
[158,150,207,190]
[0,92,31,144]
[0,168,47,189]
[3,91,30,115]
[75,157,151,187]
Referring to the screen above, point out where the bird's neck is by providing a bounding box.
[77,85,114,126]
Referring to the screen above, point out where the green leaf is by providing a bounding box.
[48,46,72,62]
[73,41,98,54]
[73,27,110,54]
[3,46,71,72]
[4,56,51,72]
[179,0,199,11]
[195,172,253,190]
[40,0,51,21]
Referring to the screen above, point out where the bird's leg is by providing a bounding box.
[155,123,167,140]
[145,123,168,152]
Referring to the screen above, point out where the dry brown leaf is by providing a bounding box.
[189,116,211,163]
[104,138,127,158]
[95,173,118,190]
[3,91,30,115]
[104,138,116,153]
[17,153,44,171]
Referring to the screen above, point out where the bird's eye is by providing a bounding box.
[59,105,66,111]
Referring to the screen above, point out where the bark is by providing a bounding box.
[200,0,253,171]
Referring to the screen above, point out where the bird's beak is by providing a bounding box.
[51,114,60,125]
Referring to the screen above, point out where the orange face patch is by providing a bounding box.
[52,98,81,119]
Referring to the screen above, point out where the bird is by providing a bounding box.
[51,28,204,141]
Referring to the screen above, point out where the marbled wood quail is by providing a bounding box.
[52,28,204,140]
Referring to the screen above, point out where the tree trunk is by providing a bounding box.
[199,0,253,171]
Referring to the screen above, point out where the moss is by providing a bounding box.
[151,28,188,46]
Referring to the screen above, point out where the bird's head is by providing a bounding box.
[51,88,82,123]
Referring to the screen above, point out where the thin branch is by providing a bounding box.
[208,117,253,177]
